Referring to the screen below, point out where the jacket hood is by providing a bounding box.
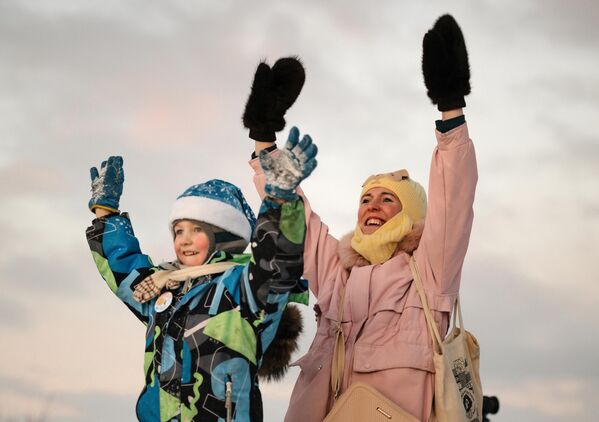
[257,304,303,382]
[338,221,424,270]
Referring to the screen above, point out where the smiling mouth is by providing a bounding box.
[182,251,199,256]
[365,218,384,227]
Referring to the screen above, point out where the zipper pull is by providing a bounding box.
[225,378,233,422]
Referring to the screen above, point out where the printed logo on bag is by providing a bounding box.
[451,357,479,422]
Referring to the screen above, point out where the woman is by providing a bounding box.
[244,14,476,422]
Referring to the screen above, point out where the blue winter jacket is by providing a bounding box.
[86,199,308,422]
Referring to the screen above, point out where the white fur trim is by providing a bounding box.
[169,196,252,241]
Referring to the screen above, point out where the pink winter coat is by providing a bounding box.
[250,123,477,422]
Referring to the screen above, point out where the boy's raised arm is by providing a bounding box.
[245,127,317,310]
[86,156,155,323]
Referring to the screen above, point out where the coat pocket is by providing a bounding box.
[353,340,435,373]
[403,287,455,314]
[399,288,455,343]
[357,299,407,346]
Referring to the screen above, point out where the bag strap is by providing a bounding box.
[452,295,465,333]
[331,285,346,399]
[408,257,447,354]
[330,266,371,401]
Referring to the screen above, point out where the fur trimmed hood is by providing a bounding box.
[337,222,424,270]
[257,304,303,382]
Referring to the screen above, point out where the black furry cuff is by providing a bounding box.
[249,128,276,142]
[437,96,466,112]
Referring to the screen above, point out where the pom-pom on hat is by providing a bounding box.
[360,169,427,222]
[169,179,256,243]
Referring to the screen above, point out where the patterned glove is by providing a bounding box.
[88,156,124,213]
[260,127,317,201]
[243,57,305,142]
[422,14,471,111]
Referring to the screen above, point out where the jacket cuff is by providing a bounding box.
[249,148,281,174]
[435,121,470,150]
[435,115,465,133]
[250,144,278,160]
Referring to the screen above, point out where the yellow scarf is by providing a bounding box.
[351,211,413,265]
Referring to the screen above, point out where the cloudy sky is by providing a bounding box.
[1,0,598,421]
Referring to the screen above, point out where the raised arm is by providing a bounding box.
[246,127,317,310]
[249,130,344,300]
[414,15,477,295]
[243,58,343,298]
[86,156,155,323]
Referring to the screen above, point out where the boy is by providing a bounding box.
[86,129,317,422]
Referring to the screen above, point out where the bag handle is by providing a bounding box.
[330,270,371,401]
[331,285,346,399]
[452,295,465,332]
[409,257,447,354]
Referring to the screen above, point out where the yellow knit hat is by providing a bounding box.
[360,169,427,222]
[351,169,427,265]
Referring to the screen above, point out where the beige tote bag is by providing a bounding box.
[409,258,483,422]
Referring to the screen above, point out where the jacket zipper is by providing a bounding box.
[225,376,233,422]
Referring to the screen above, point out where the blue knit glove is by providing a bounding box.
[88,156,124,213]
[260,127,317,201]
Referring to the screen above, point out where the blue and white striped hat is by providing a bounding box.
[169,179,256,242]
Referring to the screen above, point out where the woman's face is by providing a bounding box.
[358,187,403,234]
[173,220,210,266]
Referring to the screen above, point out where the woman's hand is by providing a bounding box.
[422,14,471,112]
[88,155,124,215]
[259,127,317,201]
[243,57,305,144]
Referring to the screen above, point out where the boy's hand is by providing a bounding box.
[422,14,471,111]
[243,57,305,142]
[88,156,124,213]
[260,127,317,201]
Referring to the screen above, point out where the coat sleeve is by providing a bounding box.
[249,155,342,299]
[246,197,308,311]
[241,197,308,356]
[413,123,478,296]
[86,212,156,324]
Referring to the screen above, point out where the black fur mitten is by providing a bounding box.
[243,57,305,141]
[422,14,471,111]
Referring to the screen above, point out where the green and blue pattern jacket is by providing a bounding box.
[86,199,308,422]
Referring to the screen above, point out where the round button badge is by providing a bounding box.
[155,291,173,313]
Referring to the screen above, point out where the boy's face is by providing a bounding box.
[173,220,210,266]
